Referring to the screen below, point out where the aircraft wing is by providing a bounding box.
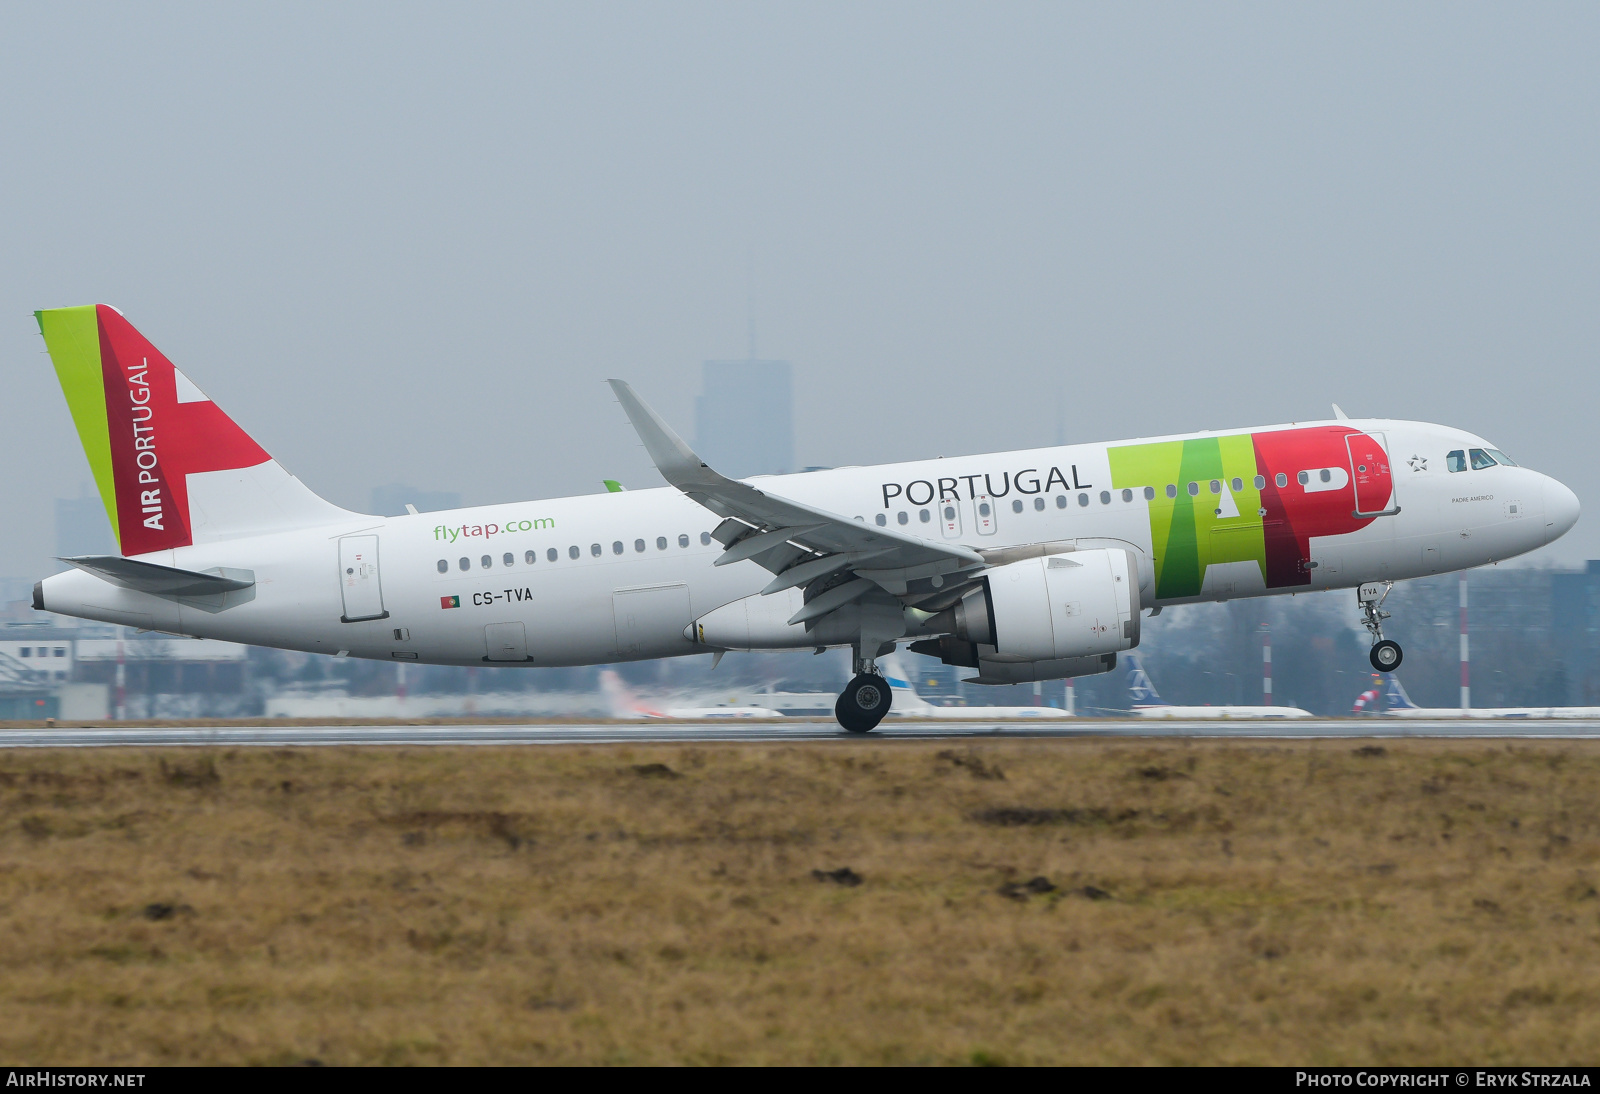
[608,380,985,624]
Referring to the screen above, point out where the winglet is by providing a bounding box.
[607,380,721,491]
[1332,403,1350,421]
[602,479,626,493]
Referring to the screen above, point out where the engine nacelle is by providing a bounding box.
[939,548,1141,662]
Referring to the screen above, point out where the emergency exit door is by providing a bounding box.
[338,535,389,622]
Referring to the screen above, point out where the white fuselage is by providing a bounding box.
[38,417,1577,669]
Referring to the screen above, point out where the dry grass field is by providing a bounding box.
[0,738,1597,1065]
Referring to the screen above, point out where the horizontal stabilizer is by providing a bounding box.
[61,555,255,598]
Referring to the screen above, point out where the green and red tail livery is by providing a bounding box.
[35,305,271,556]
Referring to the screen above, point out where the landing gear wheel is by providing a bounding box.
[1369,640,1403,672]
[836,673,893,733]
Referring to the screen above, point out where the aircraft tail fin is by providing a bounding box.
[35,305,351,557]
[1380,673,1419,710]
[598,669,663,719]
[1125,652,1166,706]
[879,653,932,711]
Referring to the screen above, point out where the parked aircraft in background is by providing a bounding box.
[598,669,782,720]
[1376,675,1600,719]
[879,655,1061,719]
[31,306,1579,731]
[1127,653,1313,718]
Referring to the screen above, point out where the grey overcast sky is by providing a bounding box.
[2,2,1596,582]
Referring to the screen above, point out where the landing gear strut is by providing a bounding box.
[836,674,892,733]
[1358,581,1404,672]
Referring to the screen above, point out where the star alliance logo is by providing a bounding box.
[1408,455,1428,472]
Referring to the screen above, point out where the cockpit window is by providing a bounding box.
[1487,449,1518,467]
[1469,448,1497,471]
[1446,450,1467,473]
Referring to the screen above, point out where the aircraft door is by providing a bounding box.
[338,535,389,622]
[613,583,691,658]
[971,494,999,536]
[938,497,964,539]
[485,621,530,661]
[1347,432,1399,518]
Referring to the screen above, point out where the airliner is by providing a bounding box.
[30,305,1580,732]
[879,654,1061,719]
[1374,675,1600,719]
[597,669,783,720]
[1125,653,1313,719]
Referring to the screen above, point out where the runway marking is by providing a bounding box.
[3,719,1600,748]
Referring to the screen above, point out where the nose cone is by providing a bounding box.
[1544,477,1580,545]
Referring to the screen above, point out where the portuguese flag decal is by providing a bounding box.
[440,595,460,609]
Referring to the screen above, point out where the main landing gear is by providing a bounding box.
[1358,581,1404,672]
[836,653,894,733]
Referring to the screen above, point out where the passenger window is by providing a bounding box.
[943,505,957,520]
[1078,493,1089,507]
[1166,484,1177,499]
[548,548,559,562]
[1319,468,1332,483]
[1144,486,1156,501]
[919,509,931,523]
[635,539,646,552]
[612,541,623,555]
[503,552,514,567]
[1034,497,1046,511]
[978,502,991,517]
[526,550,537,564]
[701,532,712,545]
[1209,480,1221,494]
[1187,482,1199,497]
[569,546,581,559]
[1470,448,1497,471]
[1297,471,1310,485]
[1232,477,1243,492]
[1122,488,1133,502]
[590,544,602,557]
[1056,495,1067,508]
[1447,450,1467,472]
[1011,500,1024,514]
[1488,449,1517,467]
[875,513,887,526]
[436,559,448,574]
[481,555,492,569]
[678,534,690,548]
[1254,475,1266,490]
[1100,491,1111,504]
[458,557,470,571]
[1275,473,1288,488]
[657,537,668,550]
[897,511,908,525]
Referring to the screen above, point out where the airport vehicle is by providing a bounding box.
[1375,674,1600,719]
[598,669,783,720]
[1125,653,1314,718]
[31,306,1579,732]
[879,655,1062,719]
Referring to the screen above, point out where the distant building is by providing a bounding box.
[55,484,115,559]
[371,485,462,517]
[694,359,793,477]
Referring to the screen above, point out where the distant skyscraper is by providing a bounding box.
[694,359,793,477]
[55,484,115,558]
[370,485,463,517]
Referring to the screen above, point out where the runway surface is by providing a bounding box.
[4,718,1600,747]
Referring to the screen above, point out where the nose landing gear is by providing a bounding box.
[1358,581,1404,672]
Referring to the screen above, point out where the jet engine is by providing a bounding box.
[914,548,1141,683]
